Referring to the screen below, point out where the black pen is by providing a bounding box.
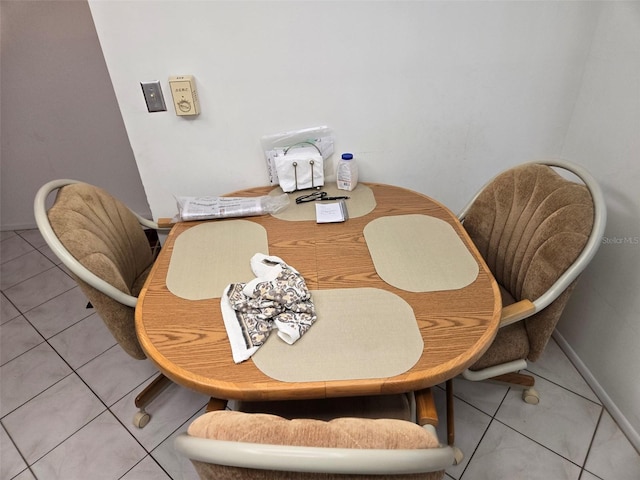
[321,195,349,201]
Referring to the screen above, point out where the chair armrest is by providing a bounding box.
[500,299,536,327]
[157,217,176,229]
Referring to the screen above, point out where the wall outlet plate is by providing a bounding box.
[140,81,167,113]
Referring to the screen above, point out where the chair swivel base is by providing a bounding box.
[452,446,464,465]
[491,371,540,404]
[522,386,540,404]
[133,410,151,429]
[132,373,172,428]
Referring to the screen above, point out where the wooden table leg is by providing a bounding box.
[415,388,439,426]
[446,379,455,446]
[446,379,464,464]
[206,397,228,412]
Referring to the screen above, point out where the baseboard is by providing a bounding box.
[1,223,38,232]
[553,330,640,454]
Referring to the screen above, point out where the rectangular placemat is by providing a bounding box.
[269,183,376,221]
[363,214,479,292]
[166,220,269,300]
[252,288,423,382]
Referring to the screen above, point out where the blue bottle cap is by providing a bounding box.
[341,153,353,160]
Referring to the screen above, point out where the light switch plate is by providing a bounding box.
[141,81,167,113]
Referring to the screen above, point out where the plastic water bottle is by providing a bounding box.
[336,153,358,191]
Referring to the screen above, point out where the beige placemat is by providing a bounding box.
[252,288,423,382]
[363,214,479,292]
[166,220,269,300]
[269,183,376,221]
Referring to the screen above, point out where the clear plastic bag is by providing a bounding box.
[261,126,334,186]
[175,194,289,222]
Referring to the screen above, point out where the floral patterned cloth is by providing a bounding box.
[221,253,317,363]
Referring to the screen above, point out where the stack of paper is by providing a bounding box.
[315,200,349,223]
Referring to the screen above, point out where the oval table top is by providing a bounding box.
[135,183,501,401]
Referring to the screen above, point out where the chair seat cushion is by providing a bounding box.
[469,282,529,370]
[470,321,529,371]
[189,410,438,450]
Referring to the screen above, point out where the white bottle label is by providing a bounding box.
[337,161,358,191]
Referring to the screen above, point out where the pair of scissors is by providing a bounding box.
[295,191,350,204]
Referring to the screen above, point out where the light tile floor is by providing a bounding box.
[1,228,639,480]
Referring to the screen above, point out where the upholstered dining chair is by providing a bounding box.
[34,179,172,428]
[174,406,456,479]
[458,160,606,403]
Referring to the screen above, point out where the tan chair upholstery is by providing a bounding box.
[175,409,455,479]
[458,160,606,402]
[34,179,172,427]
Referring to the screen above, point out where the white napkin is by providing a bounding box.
[221,253,317,363]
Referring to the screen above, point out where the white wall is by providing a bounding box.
[89,0,639,448]
[558,1,640,449]
[0,1,150,230]
[88,0,601,219]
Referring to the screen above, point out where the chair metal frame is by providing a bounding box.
[34,179,171,427]
[457,160,607,395]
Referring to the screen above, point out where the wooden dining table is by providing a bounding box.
[135,183,501,407]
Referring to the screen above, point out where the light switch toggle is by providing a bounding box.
[169,75,200,116]
[140,81,167,113]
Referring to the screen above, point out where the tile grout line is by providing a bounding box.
[445,383,509,479]
[3,310,114,465]
[524,367,603,407]
[454,380,595,475]
[5,229,634,479]
[2,371,103,468]
[0,317,48,368]
[0,421,32,480]
[1,308,141,472]
[491,413,591,471]
[3,230,183,478]
[577,408,606,480]
[139,403,210,480]
[456,384,512,479]
[2,265,77,317]
[493,372,600,472]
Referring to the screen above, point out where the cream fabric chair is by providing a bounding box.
[458,160,606,403]
[34,179,171,427]
[174,407,455,479]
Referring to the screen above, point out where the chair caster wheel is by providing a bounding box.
[133,410,151,428]
[453,446,464,465]
[523,387,540,405]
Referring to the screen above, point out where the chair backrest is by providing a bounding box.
[34,179,157,359]
[458,160,606,359]
[174,410,452,479]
